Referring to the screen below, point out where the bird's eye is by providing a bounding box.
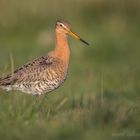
[60,24,63,27]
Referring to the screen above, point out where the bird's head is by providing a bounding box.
[55,19,89,45]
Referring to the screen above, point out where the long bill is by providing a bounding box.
[68,30,89,46]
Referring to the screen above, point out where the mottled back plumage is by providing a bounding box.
[0,55,67,95]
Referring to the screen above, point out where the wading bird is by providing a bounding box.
[0,20,89,95]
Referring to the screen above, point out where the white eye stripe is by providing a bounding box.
[59,23,67,29]
[59,23,63,27]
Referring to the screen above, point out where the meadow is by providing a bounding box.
[0,0,140,139]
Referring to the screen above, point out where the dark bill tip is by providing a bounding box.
[80,38,89,46]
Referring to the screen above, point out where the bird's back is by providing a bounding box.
[0,55,67,95]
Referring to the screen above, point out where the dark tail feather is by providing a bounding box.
[0,75,13,86]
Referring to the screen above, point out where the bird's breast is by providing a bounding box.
[36,59,68,94]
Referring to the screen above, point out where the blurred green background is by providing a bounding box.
[0,0,140,139]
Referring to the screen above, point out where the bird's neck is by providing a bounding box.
[53,31,70,69]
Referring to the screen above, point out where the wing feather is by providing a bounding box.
[0,55,53,86]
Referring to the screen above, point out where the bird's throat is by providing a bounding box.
[54,31,70,69]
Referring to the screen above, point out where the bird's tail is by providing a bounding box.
[0,74,13,88]
[0,75,14,91]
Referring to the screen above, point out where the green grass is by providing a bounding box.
[0,0,140,140]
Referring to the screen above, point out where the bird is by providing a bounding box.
[0,19,89,96]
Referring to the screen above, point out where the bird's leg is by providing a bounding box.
[34,94,46,112]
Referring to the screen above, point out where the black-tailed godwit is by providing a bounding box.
[0,20,89,95]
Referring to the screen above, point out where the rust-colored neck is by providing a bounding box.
[52,31,70,69]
